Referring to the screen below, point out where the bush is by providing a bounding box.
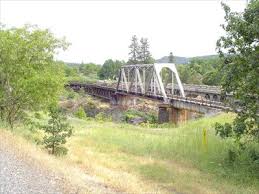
[62,88,79,100]
[83,99,99,117]
[122,109,157,124]
[124,113,136,123]
[34,112,42,119]
[67,91,76,99]
[95,112,111,122]
[74,106,87,119]
[55,146,68,156]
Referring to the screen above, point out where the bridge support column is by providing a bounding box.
[111,94,136,108]
[158,104,191,125]
[158,106,169,123]
[170,107,189,124]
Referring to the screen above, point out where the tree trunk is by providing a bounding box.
[52,143,55,155]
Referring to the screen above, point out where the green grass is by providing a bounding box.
[137,163,175,183]
[84,115,228,164]
[10,113,259,194]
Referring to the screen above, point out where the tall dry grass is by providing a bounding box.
[2,113,259,194]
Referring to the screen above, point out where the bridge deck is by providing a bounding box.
[68,82,230,113]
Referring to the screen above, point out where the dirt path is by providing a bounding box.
[0,130,123,194]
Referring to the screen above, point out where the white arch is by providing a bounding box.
[153,63,185,101]
[117,63,185,103]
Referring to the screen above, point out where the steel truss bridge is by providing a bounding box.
[68,63,230,115]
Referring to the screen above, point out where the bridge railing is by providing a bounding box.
[169,95,229,110]
[116,89,229,110]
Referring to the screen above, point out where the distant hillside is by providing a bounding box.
[64,55,219,67]
[156,56,189,64]
[156,55,218,64]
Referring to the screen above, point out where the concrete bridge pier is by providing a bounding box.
[111,94,136,108]
[158,104,192,125]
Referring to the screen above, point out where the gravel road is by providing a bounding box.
[0,131,125,194]
[0,147,66,194]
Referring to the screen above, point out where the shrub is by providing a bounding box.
[95,112,111,122]
[67,91,76,99]
[55,146,68,156]
[34,112,42,119]
[122,109,157,124]
[83,100,99,117]
[74,106,87,119]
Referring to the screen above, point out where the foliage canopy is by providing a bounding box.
[0,25,69,128]
[215,1,259,147]
[98,59,124,80]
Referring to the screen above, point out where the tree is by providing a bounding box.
[215,1,259,147]
[98,59,124,80]
[161,52,174,85]
[128,35,140,64]
[175,57,222,85]
[79,63,101,76]
[0,25,69,128]
[177,64,195,84]
[40,105,72,155]
[64,66,79,78]
[138,38,153,64]
[169,52,174,63]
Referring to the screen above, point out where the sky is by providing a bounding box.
[0,0,247,64]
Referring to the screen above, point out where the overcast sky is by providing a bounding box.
[0,0,246,64]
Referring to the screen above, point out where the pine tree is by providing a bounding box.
[139,38,152,64]
[128,35,140,64]
[162,52,174,85]
[169,52,174,63]
[41,105,73,155]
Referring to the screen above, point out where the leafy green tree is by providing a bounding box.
[79,63,101,77]
[177,64,202,84]
[128,35,140,64]
[202,70,222,86]
[215,1,259,147]
[98,59,124,80]
[41,105,72,155]
[0,25,69,128]
[64,66,79,77]
[175,57,222,85]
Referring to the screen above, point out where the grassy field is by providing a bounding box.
[2,113,259,194]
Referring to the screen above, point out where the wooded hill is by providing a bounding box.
[156,55,218,64]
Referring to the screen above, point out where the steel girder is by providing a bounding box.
[116,63,185,102]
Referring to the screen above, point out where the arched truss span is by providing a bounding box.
[116,63,185,103]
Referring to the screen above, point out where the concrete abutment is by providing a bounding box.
[111,93,137,108]
[158,104,193,125]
